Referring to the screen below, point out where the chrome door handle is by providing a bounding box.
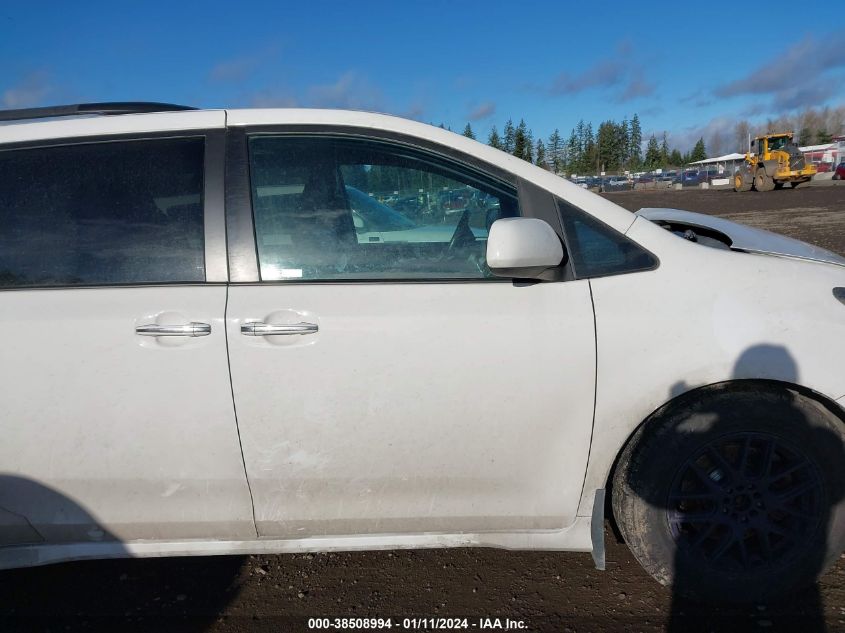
[241,321,319,336]
[135,322,211,337]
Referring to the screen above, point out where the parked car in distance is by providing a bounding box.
[1,102,844,605]
[437,188,472,218]
[601,176,631,191]
[392,193,428,216]
[816,162,833,174]
[680,170,702,186]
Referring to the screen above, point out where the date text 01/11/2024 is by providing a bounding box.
[307,617,529,630]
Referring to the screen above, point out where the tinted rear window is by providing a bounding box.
[0,137,205,288]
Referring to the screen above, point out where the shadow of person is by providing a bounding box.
[618,344,845,632]
[0,475,245,631]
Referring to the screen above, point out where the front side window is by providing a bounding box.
[248,136,518,281]
[0,137,205,288]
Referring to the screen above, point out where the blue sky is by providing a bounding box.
[1,1,843,151]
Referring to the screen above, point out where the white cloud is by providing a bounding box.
[307,71,383,111]
[2,71,52,108]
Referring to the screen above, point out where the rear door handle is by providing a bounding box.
[135,322,211,337]
[241,322,319,336]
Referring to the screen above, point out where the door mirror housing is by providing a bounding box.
[486,217,564,280]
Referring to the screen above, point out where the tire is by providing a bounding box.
[754,171,775,192]
[833,173,841,181]
[733,171,752,192]
[612,386,845,603]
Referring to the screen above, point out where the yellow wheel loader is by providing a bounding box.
[733,132,816,192]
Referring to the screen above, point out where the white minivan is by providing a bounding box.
[1,102,844,603]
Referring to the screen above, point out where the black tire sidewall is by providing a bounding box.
[614,388,845,603]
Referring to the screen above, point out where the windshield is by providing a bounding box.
[767,136,789,152]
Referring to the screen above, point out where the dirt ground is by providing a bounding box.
[2,183,845,633]
[604,181,845,255]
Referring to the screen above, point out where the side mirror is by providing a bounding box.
[486,217,564,280]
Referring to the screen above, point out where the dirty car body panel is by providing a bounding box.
[0,107,844,571]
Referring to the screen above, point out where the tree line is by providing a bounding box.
[458,114,707,176]
[452,104,845,176]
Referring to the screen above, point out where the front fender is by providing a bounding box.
[576,217,845,518]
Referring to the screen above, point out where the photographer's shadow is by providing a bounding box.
[0,475,245,631]
[623,344,845,632]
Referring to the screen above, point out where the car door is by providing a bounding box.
[0,124,255,546]
[225,130,597,538]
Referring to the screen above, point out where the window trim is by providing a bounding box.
[0,130,227,290]
[203,130,228,282]
[225,128,259,282]
[226,125,572,284]
[517,177,574,282]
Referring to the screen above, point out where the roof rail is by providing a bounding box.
[0,102,197,122]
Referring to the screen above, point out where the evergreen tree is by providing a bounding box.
[620,117,630,168]
[629,113,643,168]
[488,125,503,150]
[817,129,834,144]
[669,149,683,167]
[503,118,516,154]
[660,132,670,167]
[573,121,591,172]
[513,119,529,161]
[535,139,547,168]
[583,122,596,174]
[566,129,579,174]
[597,121,620,172]
[690,137,707,162]
[644,135,661,168]
[525,126,534,163]
[547,129,564,173]
[462,123,475,140]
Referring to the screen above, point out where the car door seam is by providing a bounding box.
[575,279,600,519]
[224,283,260,537]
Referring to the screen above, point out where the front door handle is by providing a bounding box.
[135,322,211,337]
[241,322,319,336]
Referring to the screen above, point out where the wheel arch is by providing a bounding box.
[602,378,845,521]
